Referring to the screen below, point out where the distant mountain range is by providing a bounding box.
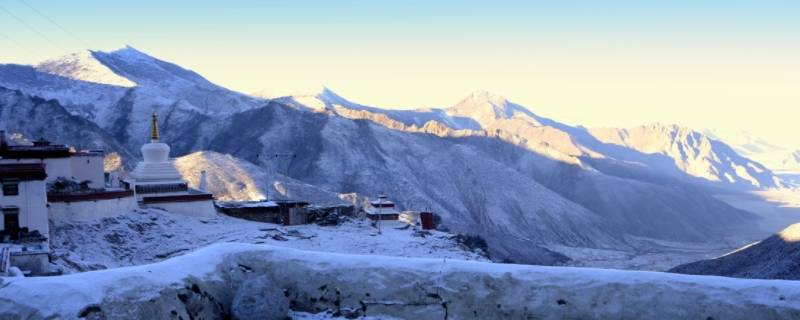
[283,85,786,190]
[0,46,785,264]
[705,129,800,174]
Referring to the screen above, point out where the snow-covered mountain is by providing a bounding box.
[0,46,264,153]
[36,50,137,88]
[670,222,800,280]
[782,151,800,172]
[306,87,783,190]
[446,90,547,128]
[0,86,132,158]
[705,129,785,155]
[0,48,773,264]
[704,129,795,170]
[0,62,129,125]
[589,124,784,189]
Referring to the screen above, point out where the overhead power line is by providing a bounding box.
[0,29,39,55]
[18,0,91,48]
[0,3,67,51]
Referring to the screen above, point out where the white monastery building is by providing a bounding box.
[365,194,401,221]
[0,163,49,275]
[0,114,216,275]
[0,135,104,188]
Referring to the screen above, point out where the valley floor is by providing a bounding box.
[551,240,736,271]
[554,190,800,271]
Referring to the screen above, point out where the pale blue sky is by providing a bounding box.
[0,1,798,147]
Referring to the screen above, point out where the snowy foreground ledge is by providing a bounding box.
[1,243,799,320]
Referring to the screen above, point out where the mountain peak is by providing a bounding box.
[466,90,509,106]
[643,123,696,134]
[446,90,539,128]
[107,45,153,60]
[35,49,137,87]
[99,45,170,68]
[316,86,350,104]
[87,46,214,87]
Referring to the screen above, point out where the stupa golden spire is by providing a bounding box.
[151,112,160,141]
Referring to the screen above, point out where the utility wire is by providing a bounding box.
[0,29,39,55]
[18,0,91,48]
[0,4,67,51]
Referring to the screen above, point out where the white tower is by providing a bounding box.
[130,113,188,197]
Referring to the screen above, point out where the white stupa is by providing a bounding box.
[131,113,185,192]
[130,113,216,217]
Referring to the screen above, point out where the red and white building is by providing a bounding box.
[0,134,136,275]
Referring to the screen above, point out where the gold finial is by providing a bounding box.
[150,112,160,141]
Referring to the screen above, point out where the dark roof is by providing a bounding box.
[48,189,134,203]
[370,200,395,208]
[0,163,47,181]
[142,193,214,204]
[0,139,72,159]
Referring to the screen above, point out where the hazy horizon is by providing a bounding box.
[1,1,798,148]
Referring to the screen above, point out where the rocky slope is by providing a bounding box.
[0,86,133,159]
[670,222,800,280]
[174,151,345,205]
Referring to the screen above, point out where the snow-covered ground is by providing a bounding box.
[49,209,487,274]
[51,206,772,274]
[3,242,800,320]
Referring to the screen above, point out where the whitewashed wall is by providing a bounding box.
[69,155,105,188]
[0,180,48,237]
[144,200,216,218]
[48,196,138,222]
[0,156,105,188]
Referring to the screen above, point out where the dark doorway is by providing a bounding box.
[3,208,20,241]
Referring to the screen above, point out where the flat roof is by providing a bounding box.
[0,144,72,159]
[142,193,214,204]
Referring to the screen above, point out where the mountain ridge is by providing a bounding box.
[0,47,774,264]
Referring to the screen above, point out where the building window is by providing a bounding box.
[2,208,20,241]
[1,182,19,196]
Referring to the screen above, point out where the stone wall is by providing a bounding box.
[1,244,799,320]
